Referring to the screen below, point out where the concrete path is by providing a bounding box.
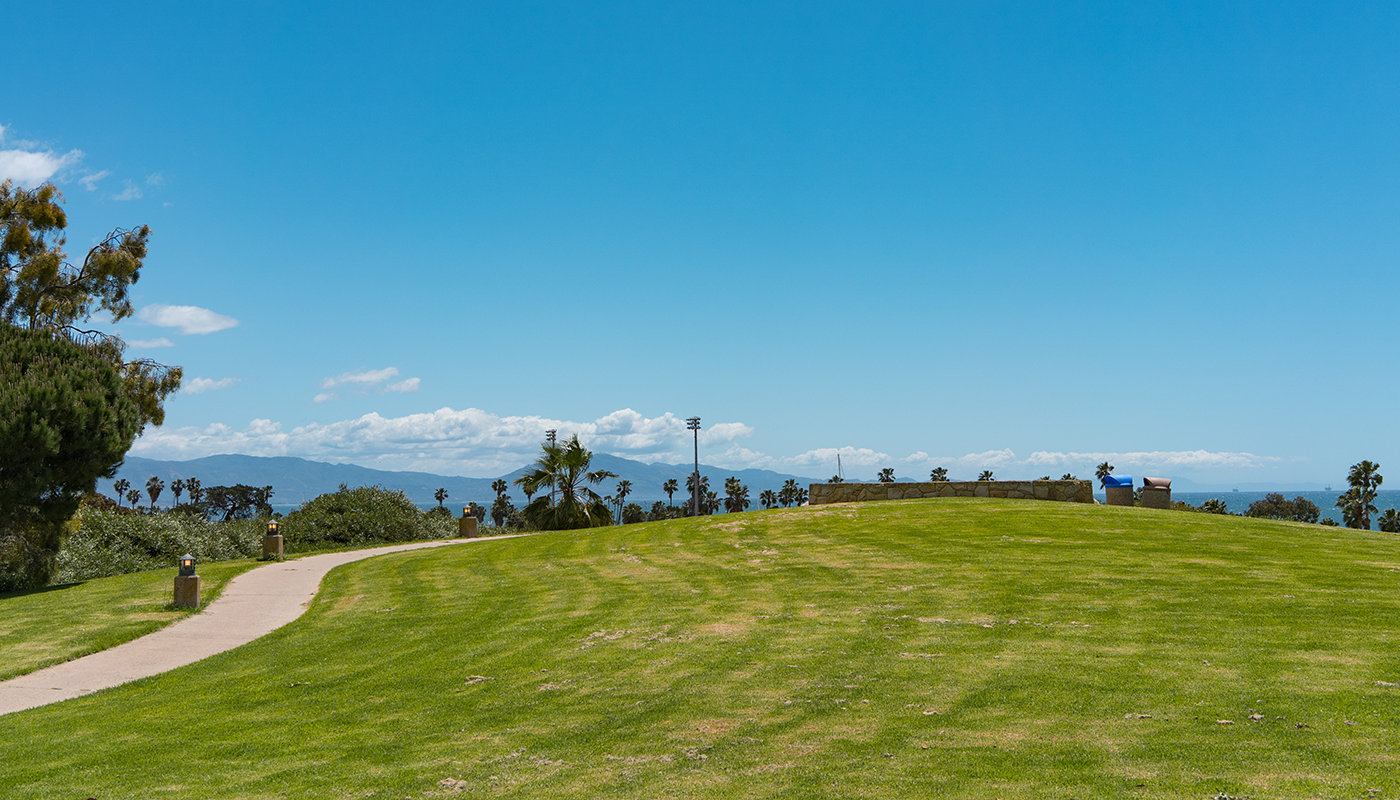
[0,534,527,716]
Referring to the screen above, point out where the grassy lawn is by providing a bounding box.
[0,559,261,681]
[2,499,1399,798]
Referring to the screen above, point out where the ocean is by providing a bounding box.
[1139,489,1400,526]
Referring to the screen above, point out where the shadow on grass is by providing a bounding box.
[0,581,88,601]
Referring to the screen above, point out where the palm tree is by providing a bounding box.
[663,478,678,507]
[724,478,750,513]
[1199,498,1230,515]
[170,478,186,506]
[703,489,721,515]
[435,487,449,507]
[759,489,778,510]
[113,478,131,507]
[145,476,164,510]
[513,434,617,530]
[491,494,513,527]
[1377,507,1400,533]
[1338,460,1384,530]
[185,477,204,505]
[795,487,808,506]
[978,470,994,481]
[829,474,844,483]
[779,479,799,508]
[491,479,508,499]
[615,480,633,523]
[1095,462,1114,488]
[686,473,710,513]
[877,468,896,483]
[929,467,948,481]
[126,489,141,508]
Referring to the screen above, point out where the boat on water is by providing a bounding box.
[1325,485,1333,492]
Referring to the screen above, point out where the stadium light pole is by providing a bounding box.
[686,417,701,516]
[545,429,557,504]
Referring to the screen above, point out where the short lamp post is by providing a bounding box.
[458,506,479,538]
[173,554,200,608]
[263,520,284,558]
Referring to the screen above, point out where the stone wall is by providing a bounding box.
[808,479,1094,506]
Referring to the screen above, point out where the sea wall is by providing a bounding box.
[808,480,1095,505]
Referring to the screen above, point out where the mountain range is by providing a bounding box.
[100,454,826,509]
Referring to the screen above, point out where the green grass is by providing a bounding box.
[0,559,261,681]
[2,499,1399,798]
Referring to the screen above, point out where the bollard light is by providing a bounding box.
[174,553,201,607]
[262,521,284,558]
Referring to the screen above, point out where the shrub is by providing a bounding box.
[1244,493,1321,524]
[54,508,263,584]
[280,484,455,546]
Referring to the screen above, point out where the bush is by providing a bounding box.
[1244,493,1321,524]
[280,484,455,546]
[54,508,264,584]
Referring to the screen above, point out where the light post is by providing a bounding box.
[687,416,701,516]
[263,520,283,559]
[545,429,558,504]
[173,554,200,608]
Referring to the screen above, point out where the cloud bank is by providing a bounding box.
[131,407,757,476]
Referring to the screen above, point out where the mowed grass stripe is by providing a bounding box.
[1,498,1398,799]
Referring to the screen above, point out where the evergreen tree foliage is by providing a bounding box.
[0,326,140,590]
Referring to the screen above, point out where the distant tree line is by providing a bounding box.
[101,476,274,522]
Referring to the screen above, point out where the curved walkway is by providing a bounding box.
[0,534,528,716]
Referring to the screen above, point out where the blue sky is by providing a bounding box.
[5,1,1397,485]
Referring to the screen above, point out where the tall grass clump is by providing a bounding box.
[55,509,263,583]
[279,484,456,546]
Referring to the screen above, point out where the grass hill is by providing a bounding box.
[3,498,1398,798]
[105,453,822,507]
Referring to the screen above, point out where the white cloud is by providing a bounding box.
[137,304,239,334]
[78,170,110,191]
[386,377,420,393]
[184,377,240,395]
[131,407,756,476]
[313,392,338,404]
[1024,450,1278,470]
[112,181,142,201]
[146,172,165,186]
[0,145,84,187]
[128,337,175,349]
[321,367,400,389]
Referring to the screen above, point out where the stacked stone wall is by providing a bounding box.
[808,480,1094,506]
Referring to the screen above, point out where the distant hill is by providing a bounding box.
[102,453,824,509]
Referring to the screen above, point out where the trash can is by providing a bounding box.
[1104,475,1134,506]
[1140,477,1171,509]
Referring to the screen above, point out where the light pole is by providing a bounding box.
[686,416,701,516]
[545,429,558,504]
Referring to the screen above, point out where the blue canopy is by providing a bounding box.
[1103,475,1133,488]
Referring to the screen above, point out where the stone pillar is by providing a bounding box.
[459,511,478,538]
[1140,487,1171,509]
[262,533,284,558]
[1105,486,1135,507]
[173,575,201,608]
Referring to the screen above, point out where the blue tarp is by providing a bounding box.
[1103,475,1133,488]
